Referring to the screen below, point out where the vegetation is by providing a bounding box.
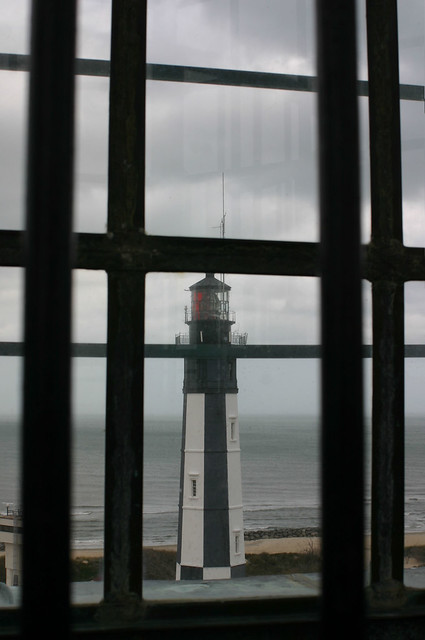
[70,546,322,582]
[405,546,425,566]
[1,543,424,584]
[71,557,104,583]
[67,544,425,582]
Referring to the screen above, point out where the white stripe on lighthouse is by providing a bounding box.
[226,394,245,570]
[179,393,204,572]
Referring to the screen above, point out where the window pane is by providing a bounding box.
[0,71,28,231]
[73,0,111,234]
[146,82,318,241]
[143,272,321,596]
[0,0,30,55]
[76,0,111,61]
[74,76,109,234]
[147,0,316,75]
[404,283,425,586]
[0,268,23,604]
[397,0,425,86]
[397,1,425,246]
[70,271,106,604]
[401,100,425,247]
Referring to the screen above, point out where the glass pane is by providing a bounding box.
[404,283,425,587]
[0,0,30,55]
[146,82,318,242]
[362,283,372,568]
[0,268,23,605]
[143,272,321,598]
[401,100,425,247]
[70,270,106,604]
[398,0,425,86]
[0,1,30,232]
[74,75,109,234]
[359,97,371,244]
[397,1,425,246]
[356,0,369,82]
[147,0,316,75]
[77,0,111,61]
[73,0,111,234]
[0,71,28,231]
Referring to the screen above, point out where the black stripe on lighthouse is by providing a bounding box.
[203,393,230,569]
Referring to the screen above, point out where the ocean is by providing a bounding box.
[1,414,425,549]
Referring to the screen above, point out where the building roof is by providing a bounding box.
[189,273,231,292]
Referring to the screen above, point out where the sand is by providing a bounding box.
[71,532,425,561]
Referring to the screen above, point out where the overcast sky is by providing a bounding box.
[0,1,425,419]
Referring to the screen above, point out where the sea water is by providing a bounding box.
[1,415,425,548]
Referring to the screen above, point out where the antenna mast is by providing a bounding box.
[221,172,226,290]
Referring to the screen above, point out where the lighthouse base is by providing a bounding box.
[176,563,246,581]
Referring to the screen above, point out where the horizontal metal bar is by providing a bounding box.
[0,342,424,358]
[76,233,322,276]
[0,53,423,101]
[3,230,425,281]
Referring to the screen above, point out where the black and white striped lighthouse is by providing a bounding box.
[176,273,246,580]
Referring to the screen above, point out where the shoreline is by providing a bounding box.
[70,531,425,560]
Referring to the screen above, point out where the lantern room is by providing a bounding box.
[187,273,232,323]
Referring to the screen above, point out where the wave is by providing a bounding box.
[71,538,104,549]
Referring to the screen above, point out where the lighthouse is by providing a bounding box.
[175,273,246,580]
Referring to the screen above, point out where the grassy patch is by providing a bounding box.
[2,545,424,585]
[246,551,321,576]
[405,546,425,566]
[143,549,177,580]
[71,557,104,582]
[69,548,322,582]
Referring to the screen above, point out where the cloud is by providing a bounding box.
[77,0,112,60]
[0,0,30,55]
[0,71,28,230]
[74,76,109,233]
[147,0,316,75]
[146,80,319,241]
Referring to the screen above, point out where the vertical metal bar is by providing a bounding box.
[22,1,76,638]
[316,1,364,635]
[102,0,146,610]
[104,272,145,601]
[366,0,405,587]
[371,281,404,584]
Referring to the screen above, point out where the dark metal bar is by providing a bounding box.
[368,3,403,244]
[6,340,425,358]
[21,1,76,638]
[1,52,424,102]
[101,0,147,614]
[371,282,405,584]
[366,0,405,590]
[103,273,145,603]
[316,0,364,635]
[3,229,425,281]
[75,234,321,277]
[76,234,321,276]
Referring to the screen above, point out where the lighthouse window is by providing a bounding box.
[230,420,236,442]
[191,478,197,498]
[234,533,240,555]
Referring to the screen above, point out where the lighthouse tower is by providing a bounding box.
[176,273,246,580]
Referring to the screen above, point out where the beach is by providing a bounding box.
[72,531,425,566]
